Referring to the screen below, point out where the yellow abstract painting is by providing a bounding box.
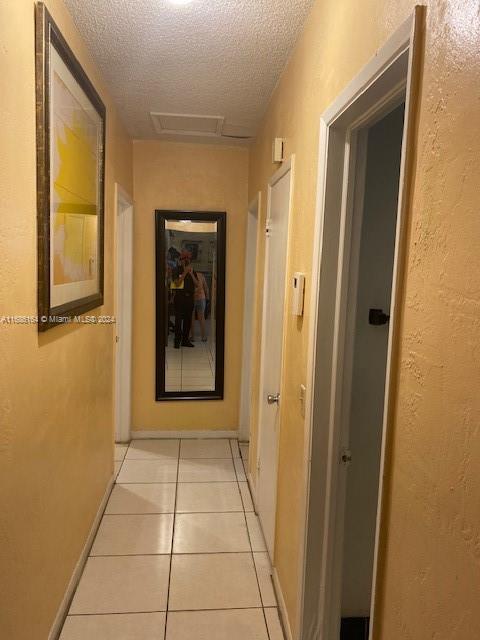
[51,70,99,285]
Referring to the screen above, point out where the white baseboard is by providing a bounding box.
[48,474,115,640]
[272,568,294,640]
[247,471,259,513]
[131,429,238,439]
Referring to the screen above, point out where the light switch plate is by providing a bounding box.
[292,272,305,316]
[272,137,285,163]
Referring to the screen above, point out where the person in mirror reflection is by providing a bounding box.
[190,271,210,342]
[172,250,197,349]
[166,246,180,340]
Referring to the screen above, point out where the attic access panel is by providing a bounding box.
[150,112,225,137]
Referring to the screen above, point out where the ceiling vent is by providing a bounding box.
[150,112,225,138]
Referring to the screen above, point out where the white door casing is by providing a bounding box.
[257,158,294,561]
[297,8,424,639]
[114,184,134,443]
[239,193,261,443]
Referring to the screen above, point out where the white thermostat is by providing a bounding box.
[292,272,305,316]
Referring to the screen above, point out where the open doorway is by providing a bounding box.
[299,10,423,640]
[339,102,404,638]
[239,193,261,444]
[114,184,134,443]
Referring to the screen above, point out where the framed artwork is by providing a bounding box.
[35,2,106,331]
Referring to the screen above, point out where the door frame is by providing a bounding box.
[114,183,134,443]
[239,192,261,442]
[297,9,424,638]
[256,156,295,560]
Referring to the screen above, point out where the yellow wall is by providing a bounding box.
[0,1,132,638]
[131,141,249,431]
[248,0,480,637]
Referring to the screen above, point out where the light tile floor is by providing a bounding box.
[60,439,284,640]
[165,333,216,392]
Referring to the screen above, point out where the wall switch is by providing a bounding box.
[272,137,285,163]
[292,272,305,316]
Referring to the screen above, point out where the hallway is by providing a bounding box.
[2,1,480,638]
[59,439,284,639]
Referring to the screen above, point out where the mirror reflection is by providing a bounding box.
[166,219,217,391]
[156,211,225,400]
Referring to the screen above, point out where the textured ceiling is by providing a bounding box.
[64,0,315,143]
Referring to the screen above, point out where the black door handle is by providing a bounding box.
[369,308,390,325]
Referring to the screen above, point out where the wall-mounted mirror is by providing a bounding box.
[155,211,226,400]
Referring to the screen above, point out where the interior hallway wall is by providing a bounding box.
[131,141,249,431]
[247,0,480,637]
[0,1,133,638]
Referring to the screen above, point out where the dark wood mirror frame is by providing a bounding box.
[155,210,226,401]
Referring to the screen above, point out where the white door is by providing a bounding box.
[115,186,134,443]
[257,160,293,560]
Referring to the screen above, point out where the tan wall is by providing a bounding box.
[0,1,133,638]
[248,0,480,637]
[131,141,249,431]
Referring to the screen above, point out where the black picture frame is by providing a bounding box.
[155,210,226,401]
[35,2,106,331]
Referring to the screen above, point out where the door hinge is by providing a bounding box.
[265,218,272,237]
[115,335,120,343]
[341,449,352,466]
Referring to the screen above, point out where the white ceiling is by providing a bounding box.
[64,0,315,143]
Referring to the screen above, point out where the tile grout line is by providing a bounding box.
[67,606,267,617]
[103,510,247,516]
[67,610,166,618]
[123,456,236,461]
[115,481,246,485]
[163,440,181,640]
[230,439,246,507]
[238,442,282,639]
[241,444,279,639]
[231,440,273,640]
[89,551,262,558]
[169,341,217,392]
